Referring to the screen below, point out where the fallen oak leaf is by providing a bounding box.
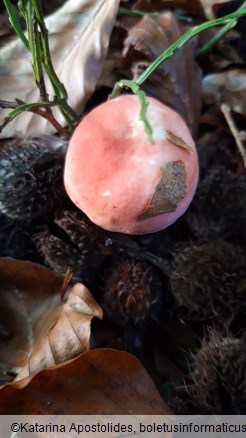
[0,258,103,384]
[0,258,67,379]
[0,349,171,414]
[17,283,103,380]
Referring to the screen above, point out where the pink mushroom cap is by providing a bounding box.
[64,95,199,234]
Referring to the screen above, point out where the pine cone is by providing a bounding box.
[0,135,67,219]
[186,166,246,240]
[190,333,246,414]
[102,256,162,325]
[170,240,246,324]
[33,214,103,285]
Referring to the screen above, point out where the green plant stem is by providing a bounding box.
[30,0,78,128]
[3,0,30,50]
[135,9,246,86]
[4,99,63,118]
[5,0,78,133]
[0,99,69,137]
[110,7,246,142]
[111,9,246,96]
[118,6,190,22]
[26,2,43,84]
[110,80,154,143]
[197,0,246,55]
[118,7,160,17]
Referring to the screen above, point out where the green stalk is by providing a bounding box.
[26,2,41,83]
[3,0,30,50]
[118,7,160,17]
[135,9,246,86]
[4,99,64,118]
[118,6,190,22]
[30,0,78,127]
[197,0,246,55]
[0,98,69,136]
[4,0,78,132]
[110,8,246,142]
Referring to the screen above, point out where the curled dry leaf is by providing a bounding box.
[202,69,246,115]
[0,0,120,138]
[0,258,102,383]
[0,349,171,414]
[17,283,103,380]
[0,258,66,378]
[122,12,202,136]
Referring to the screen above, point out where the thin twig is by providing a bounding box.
[29,107,69,138]
[0,101,20,109]
[221,103,246,169]
[0,99,69,138]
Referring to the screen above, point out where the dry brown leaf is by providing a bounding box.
[17,283,103,380]
[0,258,66,377]
[0,349,171,414]
[133,0,205,16]
[0,14,12,37]
[0,258,102,384]
[198,0,231,19]
[121,12,202,137]
[0,0,120,138]
[202,69,246,115]
[198,28,244,70]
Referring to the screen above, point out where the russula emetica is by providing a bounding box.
[64,95,199,234]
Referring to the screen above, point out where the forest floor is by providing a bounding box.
[0,0,245,416]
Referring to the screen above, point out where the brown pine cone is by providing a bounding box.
[33,230,85,278]
[186,166,246,240]
[33,215,103,285]
[102,256,162,326]
[170,240,246,325]
[189,333,246,414]
[0,135,67,219]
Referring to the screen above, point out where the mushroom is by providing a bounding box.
[64,95,199,234]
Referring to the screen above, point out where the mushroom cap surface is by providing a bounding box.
[64,95,199,234]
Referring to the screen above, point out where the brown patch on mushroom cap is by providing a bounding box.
[166,130,192,152]
[138,160,186,221]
